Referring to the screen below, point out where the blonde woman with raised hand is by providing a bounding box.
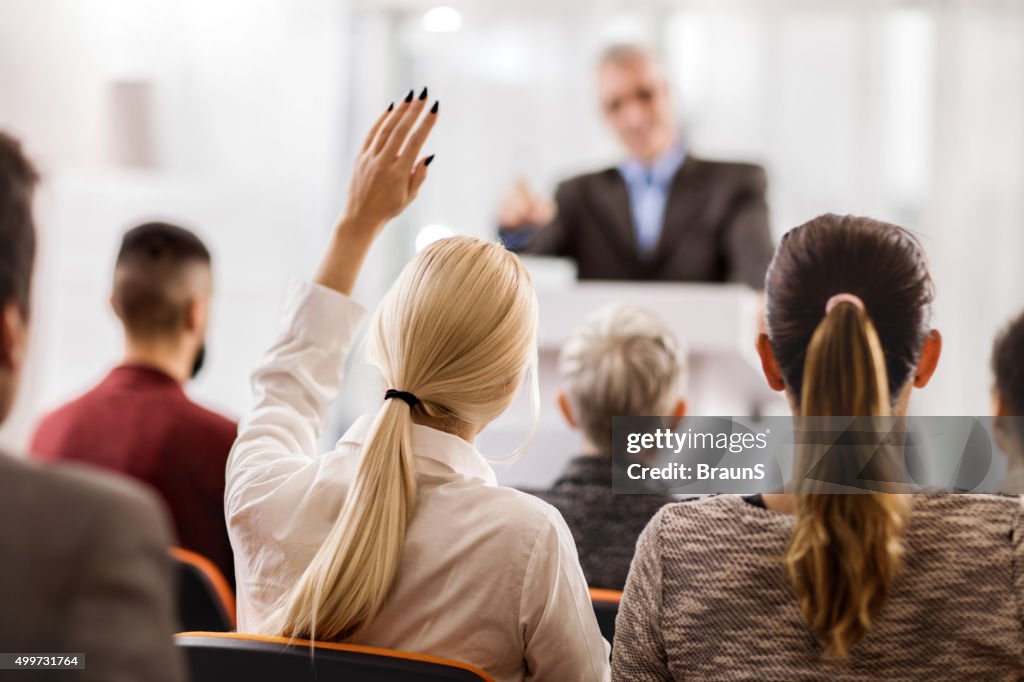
[225,89,610,682]
[612,215,1024,680]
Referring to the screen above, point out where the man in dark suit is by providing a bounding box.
[500,44,773,287]
[0,131,183,681]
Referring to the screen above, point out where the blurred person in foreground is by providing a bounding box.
[992,310,1024,494]
[499,44,773,286]
[31,222,237,584]
[524,302,685,590]
[0,132,182,680]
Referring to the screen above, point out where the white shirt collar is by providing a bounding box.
[337,414,499,486]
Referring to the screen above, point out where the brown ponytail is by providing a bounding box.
[765,215,932,657]
[785,301,910,657]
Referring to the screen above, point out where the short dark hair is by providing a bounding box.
[0,132,39,315]
[112,222,212,337]
[993,311,1024,419]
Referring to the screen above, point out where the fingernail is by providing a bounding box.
[404,89,414,103]
[430,100,439,114]
[425,154,436,167]
[418,87,428,100]
[387,102,394,112]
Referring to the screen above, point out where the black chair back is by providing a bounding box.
[589,588,622,643]
[176,633,494,682]
[171,548,235,632]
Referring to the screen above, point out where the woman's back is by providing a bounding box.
[231,415,609,682]
[613,493,1024,680]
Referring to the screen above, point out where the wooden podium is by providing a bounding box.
[479,258,786,488]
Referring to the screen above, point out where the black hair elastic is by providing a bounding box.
[384,389,421,409]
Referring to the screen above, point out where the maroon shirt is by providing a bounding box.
[31,364,237,584]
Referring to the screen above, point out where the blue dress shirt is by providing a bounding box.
[618,145,686,259]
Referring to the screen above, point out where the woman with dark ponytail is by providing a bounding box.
[613,214,1024,679]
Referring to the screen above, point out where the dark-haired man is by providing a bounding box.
[0,131,183,680]
[32,222,237,583]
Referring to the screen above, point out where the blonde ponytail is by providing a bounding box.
[270,399,417,641]
[268,236,538,642]
[786,301,910,657]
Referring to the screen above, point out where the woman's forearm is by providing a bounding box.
[313,218,381,296]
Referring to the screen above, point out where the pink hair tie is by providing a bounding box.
[825,293,865,314]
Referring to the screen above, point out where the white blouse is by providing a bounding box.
[225,280,610,682]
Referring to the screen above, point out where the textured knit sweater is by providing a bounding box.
[612,493,1024,680]
[525,455,676,590]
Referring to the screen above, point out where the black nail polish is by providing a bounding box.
[404,90,414,103]
[424,154,435,167]
[418,87,428,100]
[430,100,439,114]
[387,102,394,112]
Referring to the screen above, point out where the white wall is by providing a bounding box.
[0,0,352,450]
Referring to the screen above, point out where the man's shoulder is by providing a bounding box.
[0,453,169,538]
[557,156,767,192]
[33,382,106,430]
[685,155,767,188]
[175,396,238,444]
[180,397,236,431]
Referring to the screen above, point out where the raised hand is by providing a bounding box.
[315,88,439,295]
[342,88,439,238]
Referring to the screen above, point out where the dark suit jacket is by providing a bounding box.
[523,455,677,590]
[0,452,184,681]
[502,156,774,287]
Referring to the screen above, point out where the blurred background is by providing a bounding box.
[1,0,1022,485]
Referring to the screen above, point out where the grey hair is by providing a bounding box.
[598,43,660,69]
[559,302,686,452]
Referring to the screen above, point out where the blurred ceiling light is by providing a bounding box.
[415,224,454,251]
[422,6,462,33]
